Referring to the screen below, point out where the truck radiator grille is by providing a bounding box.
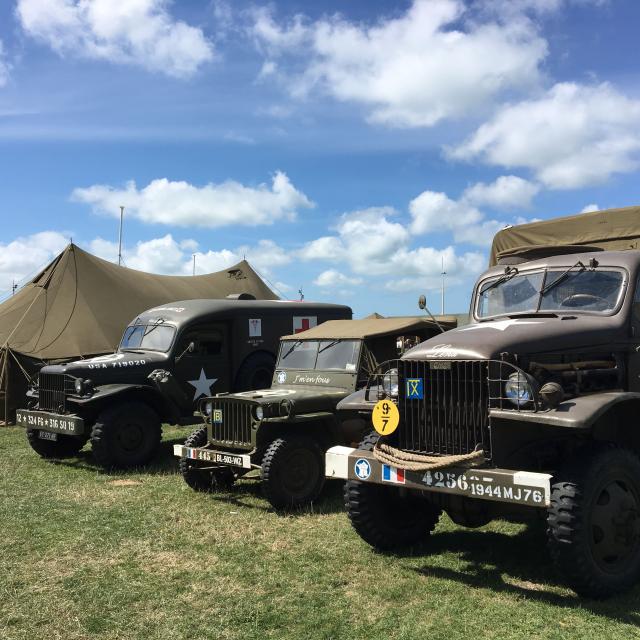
[208,398,254,450]
[394,360,491,458]
[38,373,74,412]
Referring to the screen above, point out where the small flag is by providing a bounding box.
[406,378,424,399]
[382,464,405,484]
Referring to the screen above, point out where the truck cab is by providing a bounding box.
[174,316,455,509]
[18,299,351,469]
[327,222,640,598]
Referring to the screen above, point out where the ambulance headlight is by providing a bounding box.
[74,378,84,395]
[382,369,399,398]
[505,372,532,407]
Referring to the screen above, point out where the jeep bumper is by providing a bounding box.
[173,444,252,469]
[325,446,552,508]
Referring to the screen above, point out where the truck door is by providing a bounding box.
[174,324,230,407]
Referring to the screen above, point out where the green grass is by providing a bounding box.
[1,426,639,640]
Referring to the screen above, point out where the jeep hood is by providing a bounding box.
[405,315,625,361]
[225,385,350,415]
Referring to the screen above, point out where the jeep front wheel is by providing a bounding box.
[26,428,87,459]
[90,402,161,469]
[547,446,640,598]
[261,435,325,509]
[345,432,442,551]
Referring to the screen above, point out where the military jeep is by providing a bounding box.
[174,316,455,508]
[17,298,350,469]
[327,213,640,598]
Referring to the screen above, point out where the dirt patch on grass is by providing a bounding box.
[108,479,142,487]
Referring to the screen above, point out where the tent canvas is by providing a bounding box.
[490,205,640,266]
[0,244,277,423]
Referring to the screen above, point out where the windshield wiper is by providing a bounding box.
[480,267,519,295]
[142,318,166,338]
[540,261,586,296]
[281,340,303,360]
[318,339,341,354]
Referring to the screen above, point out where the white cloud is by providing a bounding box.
[449,82,640,189]
[313,269,362,288]
[0,41,10,87]
[0,231,70,293]
[462,175,539,209]
[409,191,483,236]
[581,203,600,213]
[16,0,214,78]
[250,0,547,127]
[71,171,314,228]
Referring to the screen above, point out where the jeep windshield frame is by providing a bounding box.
[475,266,627,321]
[276,339,362,372]
[119,323,177,353]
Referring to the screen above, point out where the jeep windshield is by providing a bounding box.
[119,324,176,352]
[277,340,360,371]
[477,268,625,319]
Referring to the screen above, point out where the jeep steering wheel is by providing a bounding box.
[560,293,609,309]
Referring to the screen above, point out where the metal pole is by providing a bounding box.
[192,254,196,276]
[118,206,124,266]
[441,256,446,315]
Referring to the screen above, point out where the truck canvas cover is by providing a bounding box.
[490,205,640,266]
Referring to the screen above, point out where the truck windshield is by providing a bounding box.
[477,269,624,318]
[277,340,361,371]
[119,324,176,352]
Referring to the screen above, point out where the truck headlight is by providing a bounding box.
[382,369,399,398]
[505,372,531,407]
[74,378,84,395]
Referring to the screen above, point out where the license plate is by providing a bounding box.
[16,409,84,435]
[38,431,58,442]
[173,445,251,469]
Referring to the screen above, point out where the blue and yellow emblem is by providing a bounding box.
[212,409,223,424]
[406,378,424,400]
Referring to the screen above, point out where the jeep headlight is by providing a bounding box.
[255,405,264,421]
[382,369,399,398]
[204,400,213,416]
[505,372,531,407]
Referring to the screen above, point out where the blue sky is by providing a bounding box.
[1,0,639,316]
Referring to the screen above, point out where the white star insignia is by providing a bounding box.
[188,368,218,401]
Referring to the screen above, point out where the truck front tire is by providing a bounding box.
[261,435,325,509]
[345,433,442,551]
[547,445,640,598]
[26,428,87,459]
[90,402,161,469]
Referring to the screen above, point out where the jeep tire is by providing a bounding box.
[90,401,161,469]
[345,433,442,551]
[261,434,325,509]
[547,446,640,598]
[180,426,235,492]
[234,352,276,392]
[26,428,87,459]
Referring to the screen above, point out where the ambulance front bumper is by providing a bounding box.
[325,446,552,508]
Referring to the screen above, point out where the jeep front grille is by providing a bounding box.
[208,398,254,450]
[393,360,491,458]
[38,373,74,412]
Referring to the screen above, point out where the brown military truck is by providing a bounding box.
[174,316,456,509]
[326,205,640,598]
[17,298,351,469]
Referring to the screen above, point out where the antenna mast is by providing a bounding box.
[192,254,196,276]
[441,256,446,315]
[118,205,125,266]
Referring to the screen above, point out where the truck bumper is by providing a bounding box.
[325,446,552,508]
[16,409,85,436]
[173,444,252,470]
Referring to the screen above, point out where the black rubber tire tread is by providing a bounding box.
[234,351,276,392]
[547,445,640,598]
[261,434,325,509]
[26,428,86,459]
[90,401,161,469]
[345,432,442,551]
[179,427,235,492]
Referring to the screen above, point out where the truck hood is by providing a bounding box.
[405,315,625,361]
[39,351,169,385]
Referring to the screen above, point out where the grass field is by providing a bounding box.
[1,426,639,640]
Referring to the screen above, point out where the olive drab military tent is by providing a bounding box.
[0,243,277,423]
[490,205,640,266]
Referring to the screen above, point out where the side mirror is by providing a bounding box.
[418,294,426,310]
